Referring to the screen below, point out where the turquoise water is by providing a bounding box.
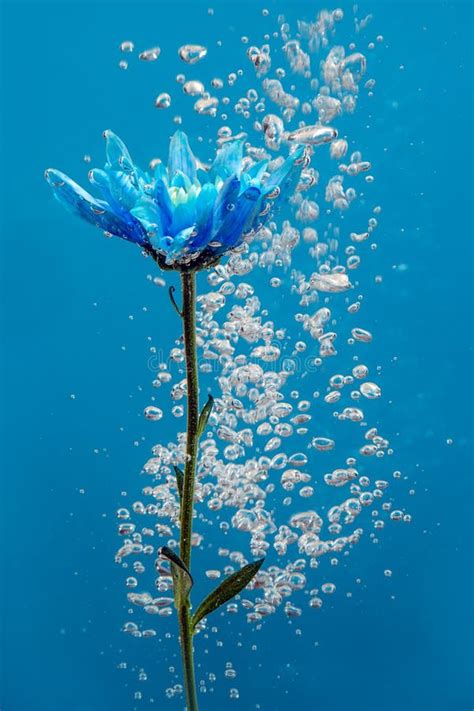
[1,1,473,710]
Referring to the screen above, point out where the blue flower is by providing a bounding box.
[45,130,305,270]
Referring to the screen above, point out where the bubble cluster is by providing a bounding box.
[114,5,410,692]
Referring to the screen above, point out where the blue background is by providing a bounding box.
[0,1,472,710]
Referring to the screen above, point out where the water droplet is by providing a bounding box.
[310,272,352,293]
[262,114,284,151]
[144,406,163,421]
[360,382,381,399]
[139,47,161,62]
[120,41,134,53]
[287,124,338,146]
[178,44,207,64]
[183,80,205,96]
[321,582,336,594]
[330,138,348,159]
[312,437,335,451]
[351,328,373,343]
[155,93,171,109]
[194,96,218,116]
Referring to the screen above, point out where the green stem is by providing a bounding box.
[180,269,199,570]
[178,603,198,711]
[178,269,199,711]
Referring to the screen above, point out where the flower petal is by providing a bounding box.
[153,179,174,232]
[211,176,241,236]
[186,183,217,251]
[103,130,135,173]
[211,139,244,180]
[210,185,261,253]
[164,226,197,263]
[170,201,196,236]
[262,146,305,199]
[89,168,140,212]
[130,197,164,248]
[168,131,197,182]
[170,170,193,191]
[243,159,269,185]
[45,168,147,245]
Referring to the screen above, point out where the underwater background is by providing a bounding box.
[1,0,473,710]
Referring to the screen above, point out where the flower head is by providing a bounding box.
[45,130,305,270]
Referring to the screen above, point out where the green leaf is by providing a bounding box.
[197,394,214,438]
[159,546,193,610]
[192,558,264,630]
[173,465,184,501]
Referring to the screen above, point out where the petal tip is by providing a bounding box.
[45,168,67,187]
[171,128,188,140]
